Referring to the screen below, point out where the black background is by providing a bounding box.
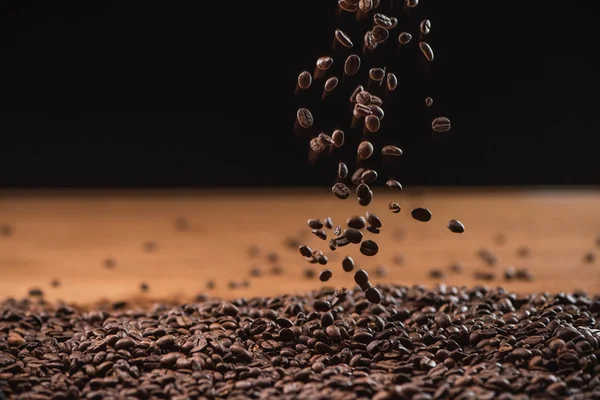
[0,1,597,187]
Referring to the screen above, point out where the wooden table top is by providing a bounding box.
[1,188,599,306]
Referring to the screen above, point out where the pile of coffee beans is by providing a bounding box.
[4,285,600,399]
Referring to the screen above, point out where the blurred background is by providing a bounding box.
[0,1,597,188]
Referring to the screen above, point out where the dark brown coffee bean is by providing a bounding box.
[335,287,348,298]
[221,302,239,317]
[354,103,373,117]
[474,271,495,281]
[419,42,434,61]
[249,266,262,277]
[313,299,331,312]
[344,54,361,76]
[28,288,43,297]
[299,245,313,258]
[360,240,379,256]
[429,268,446,279]
[206,280,216,289]
[386,73,397,91]
[366,212,382,228]
[358,0,372,11]
[367,226,380,234]
[406,0,418,6]
[316,56,334,71]
[304,268,316,279]
[368,104,384,119]
[324,77,339,92]
[309,138,324,153]
[140,282,149,292]
[584,252,595,263]
[338,0,358,12]
[374,13,393,28]
[104,258,116,269]
[343,228,363,244]
[363,30,378,51]
[357,141,374,159]
[386,180,403,190]
[324,217,333,229]
[372,26,389,43]
[359,194,374,209]
[297,71,312,89]
[432,116,451,132]
[347,215,367,229]
[389,202,401,214]
[381,145,403,156]
[317,255,329,265]
[332,130,345,147]
[351,168,365,185]
[334,225,342,236]
[365,287,381,304]
[361,169,378,184]
[312,230,327,240]
[297,108,314,128]
[342,256,355,272]
[337,162,348,180]
[350,85,364,102]
[365,115,380,132]
[356,91,372,105]
[317,132,334,147]
[356,183,371,198]
[425,97,434,107]
[420,19,431,35]
[50,278,61,288]
[447,219,465,233]
[319,269,333,282]
[389,16,398,28]
[398,32,412,45]
[335,29,353,48]
[354,269,369,286]
[411,208,432,222]
[369,68,385,82]
[308,219,323,229]
[332,183,350,199]
[449,262,463,272]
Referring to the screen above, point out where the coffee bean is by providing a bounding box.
[342,55,361,79]
[332,130,345,147]
[312,230,327,240]
[350,85,364,102]
[381,145,403,156]
[221,302,239,317]
[358,0,372,11]
[398,32,412,45]
[411,208,432,222]
[335,29,353,48]
[304,268,316,279]
[372,26,389,43]
[342,256,355,272]
[271,265,284,275]
[317,255,329,265]
[310,137,325,154]
[338,0,358,12]
[361,169,378,184]
[249,266,262,277]
[356,183,371,199]
[389,202,401,213]
[393,253,405,265]
[354,103,373,117]
[353,269,369,286]
[299,245,313,258]
[351,168,365,185]
[140,282,149,292]
[206,280,216,289]
[369,68,385,82]
[357,141,374,159]
[338,162,348,180]
[104,258,116,269]
[370,94,384,105]
[316,56,334,71]
[334,225,342,236]
[317,132,335,147]
[474,271,495,281]
[363,31,378,50]
[447,219,465,233]
[366,212,382,228]
[324,217,333,229]
[517,246,531,258]
[584,252,595,263]
[356,91,372,105]
[360,240,379,256]
[515,268,534,281]
[319,269,333,282]
[313,299,332,312]
[386,180,403,190]
[429,268,446,279]
[324,77,339,92]
[308,219,324,229]
[297,108,314,128]
[449,262,463,273]
[367,226,380,234]
[425,96,434,107]
[0,223,12,237]
[374,13,393,28]
[50,278,61,288]
[432,116,451,132]
[389,16,398,28]
[365,287,382,304]
[365,115,380,132]
[420,19,431,34]
[28,288,43,297]
[419,42,434,61]
[343,228,363,244]
[375,265,387,277]
[368,104,384,119]
[359,192,374,207]
[297,71,312,89]
[386,73,397,91]
[406,0,418,7]
[332,182,350,199]
[347,215,367,229]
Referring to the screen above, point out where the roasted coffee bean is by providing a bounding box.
[389,16,398,28]
[360,240,379,256]
[356,183,371,199]
[324,217,333,229]
[344,54,361,76]
[317,132,335,147]
[406,0,418,7]
[366,226,380,234]
[386,73,397,91]
[373,13,393,28]
[332,182,350,199]
[354,269,369,286]
[372,26,389,43]
[347,215,367,229]
[297,108,314,128]
[358,0,372,11]
[419,41,434,61]
[338,0,358,12]
[28,288,43,297]
[389,202,401,213]
[338,162,348,179]
[324,76,339,92]
[351,168,365,185]
[140,282,149,292]
[343,228,363,244]
[312,229,327,240]
[363,31,378,50]
[354,103,373,117]
[335,287,348,298]
[425,96,434,107]
[356,91,372,105]
[332,130,345,147]
[449,262,464,273]
[297,71,312,89]
[316,56,334,70]
[432,116,451,132]
[249,266,262,277]
[361,169,378,184]
[381,145,403,156]
[342,256,355,272]
[366,212,382,228]
[517,246,531,258]
[474,271,496,281]
[429,268,446,279]
[368,104,384,119]
[317,255,329,265]
[319,269,333,282]
[50,278,61,288]
[206,280,216,289]
[447,219,465,233]
[365,115,380,132]
[104,258,116,269]
[334,225,342,236]
[365,287,382,303]
[398,32,412,45]
[308,219,324,229]
[369,68,385,82]
[386,180,403,190]
[420,19,431,34]
[350,85,364,102]
[299,245,313,258]
[411,207,432,222]
[584,252,596,263]
[357,141,374,159]
[313,299,332,312]
[335,29,353,48]
[304,268,316,279]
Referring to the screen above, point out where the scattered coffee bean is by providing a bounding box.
[342,256,355,272]
[351,167,365,185]
[334,287,348,298]
[369,68,385,82]
[373,13,393,28]
[366,212,382,228]
[332,182,350,199]
[303,268,316,279]
[361,169,378,184]
[515,267,534,281]
[584,252,596,264]
[449,262,464,273]
[50,279,61,288]
[357,190,373,207]
[406,0,418,7]
[354,269,369,286]
[478,248,498,266]
[317,132,335,147]
[370,95,383,105]
[324,217,333,229]
[363,31,377,50]
[350,85,364,103]
[474,271,496,281]
[28,288,43,297]
[313,299,332,312]
[206,279,215,289]
[299,245,313,258]
[365,114,381,132]
[393,253,405,265]
[344,54,361,76]
[249,266,262,277]
[332,130,345,147]
[316,56,334,70]
[357,141,374,159]
[398,32,412,45]
[324,76,339,92]
[347,215,367,229]
[354,103,373,117]
[337,162,349,180]
[297,70,312,89]
[310,137,326,153]
[420,19,431,34]
[140,282,149,292]
[356,184,371,199]
[334,29,354,48]
[319,269,333,282]
[312,229,327,240]
[358,0,373,12]
[389,202,401,213]
[419,41,434,61]
[308,219,323,229]
[381,145,403,156]
[366,226,380,234]
[517,246,531,258]
[374,265,388,277]
[368,104,384,119]
[411,207,432,222]
[425,96,434,107]
[359,240,379,256]
[447,219,465,233]
[297,108,314,128]
[103,258,116,269]
[432,116,451,132]
[388,16,398,28]
[334,225,342,236]
[386,73,397,91]
[338,0,358,12]
[385,179,403,190]
[372,26,389,43]
[343,228,363,244]
[271,265,284,275]
[365,287,382,303]
[356,90,372,105]
[267,252,279,263]
[317,255,329,265]
[429,268,446,279]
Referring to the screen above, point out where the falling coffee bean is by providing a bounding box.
[419,41,434,61]
[365,115,381,132]
[347,215,367,229]
[324,217,333,229]
[373,13,393,28]
[342,256,355,272]
[365,287,382,304]
[338,162,349,179]
[425,97,434,107]
[406,0,418,7]
[389,202,401,213]
[356,183,371,198]
[344,54,361,76]
[140,282,150,292]
[366,212,382,228]
[369,68,385,83]
[319,269,333,282]
[354,269,369,286]
[324,77,339,92]
[308,219,324,229]
[381,145,403,156]
[354,103,373,117]
[363,31,378,50]
[338,0,358,12]
[447,219,465,233]
[299,245,313,258]
[432,116,451,132]
[358,141,374,159]
[386,180,403,190]
[343,228,363,244]
[334,225,342,236]
[358,191,373,206]
[310,138,325,153]
[332,183,350,199]
[351,168,365,185]
[361,169,378,184]
[386,73,397,91]
[312,230,327,240]
[372,26,389,43]
[297,71,312,89]
[369,104,384,119]
[398,32,412,46]
[316,56,334,70]
[360,240,379,256]
[356,91,372,104]
[350,85,364,103]
[335,29,354,48]
[367,226,380,234]
[411,208,432,222]
[420,19,431,34]
[332,130,345,147]
[297,108,314,128]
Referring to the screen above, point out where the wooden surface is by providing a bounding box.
[1,188,600,305]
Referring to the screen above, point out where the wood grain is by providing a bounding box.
[1,188,599,305]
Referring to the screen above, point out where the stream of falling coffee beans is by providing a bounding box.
[295,0,463,303]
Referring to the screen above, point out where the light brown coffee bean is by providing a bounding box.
[297,108,314,128]
[419,42,434,61]
[335,29,354,48]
